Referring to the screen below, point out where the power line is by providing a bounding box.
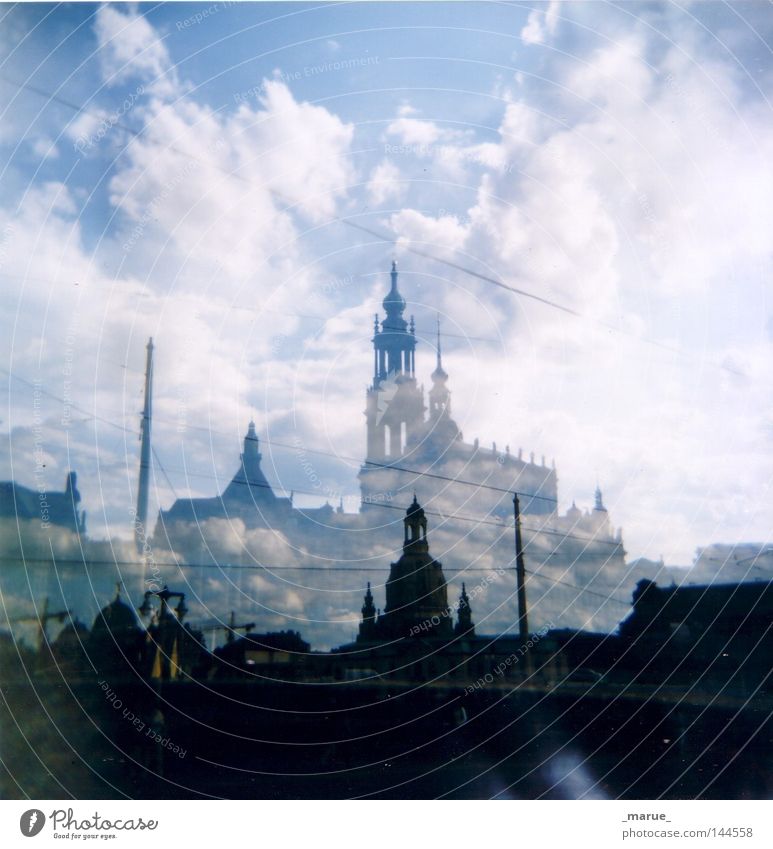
[4,360,561,510]
[2,361,555,502]
[153,465,621,547]
[1,364,623,548]
[0,555,632,607]
[0,74,743,377]
[525,569,630,608]
[151,447,178,500]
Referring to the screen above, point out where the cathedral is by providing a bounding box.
[359,262,558,518]
[154,262,631,637]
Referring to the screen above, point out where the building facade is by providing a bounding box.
[154,263,631,638]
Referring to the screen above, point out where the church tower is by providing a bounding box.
[360,263,426,509]
[376,496,453,640]
[221,421,277,505]
[364,262,425,461]
[426,316,461,448]
[454,583,474,637]
[358,582,378,642]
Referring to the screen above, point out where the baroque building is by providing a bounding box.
[358,496,454,641]
[359,262,557,519]
[0,471,86,534]
[154,262,631,639]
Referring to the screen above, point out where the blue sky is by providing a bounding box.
[2,1,773,568]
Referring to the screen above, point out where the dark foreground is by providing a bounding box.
[2,663,771,799]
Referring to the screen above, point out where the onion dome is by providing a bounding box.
[382,261,406,318]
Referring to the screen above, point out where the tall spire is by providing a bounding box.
[455,582,474,637]
[428,316,455,433]
[358,581,377,642]
[432,314,447,381]
[135,337,153,553]
[595,484,606,512]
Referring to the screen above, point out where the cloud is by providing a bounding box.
[94,4,178,96]
[386,115,444,146]
[1,9,358,546]
[3,2,773,647]
[521,1,560,46]
[366,159,404,205]
[29,136,59,160]
[371,15,773,565]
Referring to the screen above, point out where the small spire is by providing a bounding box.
[455,581,474,636]
[431,314,448,382]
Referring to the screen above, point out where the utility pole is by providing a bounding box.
[513,494,529,643]
[135,338,153,553]
[10,597,71,655]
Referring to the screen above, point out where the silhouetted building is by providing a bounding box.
[140,587,207,681]
[618,578,773,683]
[0,471,86,534]
[455,583,474,637]
[154,262,630,636]
[358,496,455,641]
[157,421,336,530]
[88,587,144,675]
[49,619,91,674]
[213,630,311,677]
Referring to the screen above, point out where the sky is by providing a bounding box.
[1,0,773,569]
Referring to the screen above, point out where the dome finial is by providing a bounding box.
[383,260,406,320]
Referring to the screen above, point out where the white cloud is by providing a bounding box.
[521,1,560,46]
[1,11,358,545]
[386,115,444,146]
[30,136,59,160]
[366,159,404,205]
[373,22,773,564]
[4,1,773,645]
[94,4,178,96]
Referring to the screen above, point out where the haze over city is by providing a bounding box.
[2,0,772,571]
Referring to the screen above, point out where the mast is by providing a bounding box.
[513,494,529,642]
[135,338,154,552]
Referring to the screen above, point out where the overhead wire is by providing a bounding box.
[0,73,744,377]
[1,362,627,547]
[0,555,633,607]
